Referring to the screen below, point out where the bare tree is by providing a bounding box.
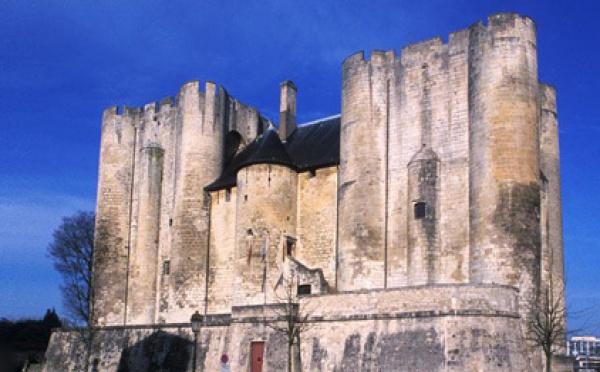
[268,269,313,372]
[528,281,567,372]
[47,211,96,371]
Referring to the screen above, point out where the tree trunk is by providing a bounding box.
[546,351,552,372]
[288,342,293,372]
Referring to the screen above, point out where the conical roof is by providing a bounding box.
[409,144,439,164]
[236,126,294,170]
[205,126,293,191]
[205,116,341,191]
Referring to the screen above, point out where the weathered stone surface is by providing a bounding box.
[46,13,564,372]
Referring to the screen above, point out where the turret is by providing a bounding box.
[93,106,138,326]
[165,81,225,322]
[127,143,164,324]
[233,128,297,305]
[337,50,397,291]
[468,14,541,318]
[539,84,564,303]
[407,145,440,285]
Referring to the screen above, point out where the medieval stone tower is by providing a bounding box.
[45,13,564,372]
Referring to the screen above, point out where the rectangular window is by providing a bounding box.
[414,202,426,219]
[286,237,296,257]
[225,188,231,202]
[163,260,170,275]
[297,284,311,296]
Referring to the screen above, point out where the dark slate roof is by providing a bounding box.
[285,115,341,171]
[205,115,340,191]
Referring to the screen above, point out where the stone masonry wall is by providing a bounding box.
[468,16,541,338]
[296,167,338,287]
[93,81,265,326]
[338,51,395,291]
[234,164,298,306]
[46,284,526,371]
[93,107,137,326]
[539,84,564,296]
[207,188,238,314]
[84,12,564,371]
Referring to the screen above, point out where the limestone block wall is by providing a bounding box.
[234,164,298,306]
[162,81,220,323]
[44,323,231,372]
[394,31,473,289]
[207,188,238,314]
[343,14,550,298]
[47,284,526,371]
[295,285,525,371]
[151,98,179,324]
[127,144,164,324]
[85,12,564,370]
[296,167,338,287]
[468,15,541,325]
[93,81,265,326]
[407,147,440,285]
[301,314,526,371]
[539,84,564,296]
[93,107,138,326]
[342,29,473,291]
[338,50,398,291]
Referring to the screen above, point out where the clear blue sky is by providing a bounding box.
[1,1,598,333]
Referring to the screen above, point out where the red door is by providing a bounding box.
[251,341,265,372]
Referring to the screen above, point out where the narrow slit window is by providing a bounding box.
[225,188,231,202]
[286,237,296,257]
[414,202,426,219]
[163,260,170,275]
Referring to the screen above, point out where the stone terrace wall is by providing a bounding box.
[46,284,524,371]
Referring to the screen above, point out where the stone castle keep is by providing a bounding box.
[46,13,564,371]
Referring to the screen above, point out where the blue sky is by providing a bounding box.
[1,1,598,332]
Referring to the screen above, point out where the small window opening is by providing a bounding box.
[247,229,253,236]
[244,194,248,202]
[169,218,173,227]
[225,188,231,202]
[163,260,170,275]
[309,169,316,178]
[414,202,426,219]
[286,237,296,257]
[297,284,312,296]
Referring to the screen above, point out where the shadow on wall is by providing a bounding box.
[116,331,191,372]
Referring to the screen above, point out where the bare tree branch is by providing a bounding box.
[47,211,98,371]
[266,269,314,372]
[527,278,567,372]
[47,211,95,327]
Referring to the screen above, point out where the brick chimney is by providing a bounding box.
[279,80,297,141]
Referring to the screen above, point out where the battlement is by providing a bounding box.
[85,14,562,371]
[342,50,398,69]
[101,80,223,123]
[343,13,535,72]
[486,12,535,31]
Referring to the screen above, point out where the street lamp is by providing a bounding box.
[191,311,203,372]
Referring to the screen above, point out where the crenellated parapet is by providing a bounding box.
[93,80,267,325]
[83,13,564,371]
[338,49,399,292]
